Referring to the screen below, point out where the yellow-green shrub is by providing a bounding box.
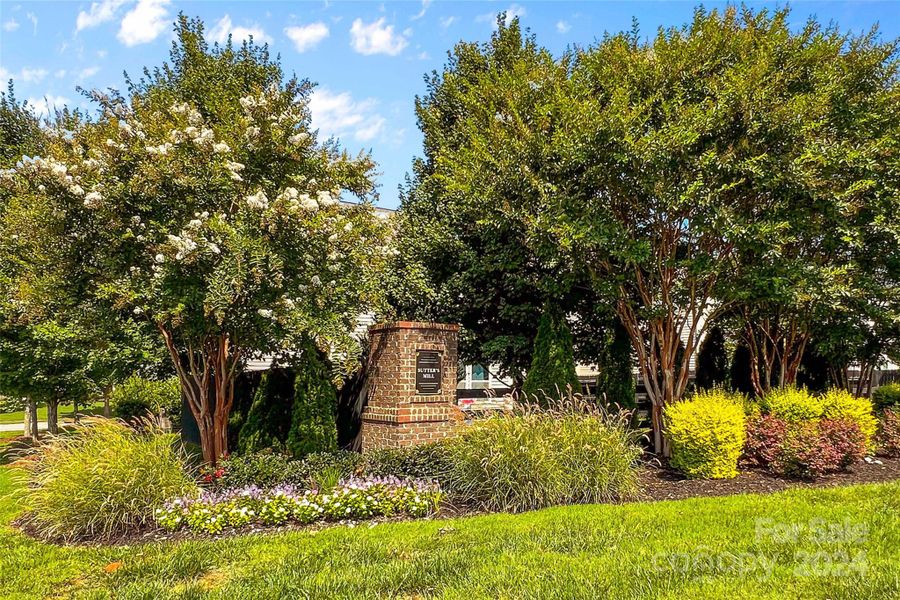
[761,387,823,422]
[665,389,746,479]
[821,388,878,451]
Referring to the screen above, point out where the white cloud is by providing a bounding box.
[76,0,128,32]
[349,18,408,56]
[78,66,101,79]
[440,16,457,29]
[411,0,431,21]
[3,19,19,32]
[0,67,8,80]
[27,95,70,119]
[309,88,386,143]
[556,20,571,34]
[417,51,430,60]
[20,67,48,83]
[477,4,527,29]
[284,22,329,52]
[117,0,170,46]
[26,12,38,35]
[207,14,272,45]
[55,69,67,78]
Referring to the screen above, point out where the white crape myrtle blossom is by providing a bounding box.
[246,190,269,210]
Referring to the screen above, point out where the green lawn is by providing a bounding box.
[0,401,105,425]
[0,467,897,599]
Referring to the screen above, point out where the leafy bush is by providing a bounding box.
[664,389,746,479]
[112,376,182,426]
[287,340,338,458]
[217,450,362,490]
[26,419,196,540]
[444,404,641,512]
[522,308,581,400]
[760,387,824,422]
[878,409,900,457]
[595,320,636,409]
[872,383,900,410]
[820,388,877,450]
[773,419,866,479]
[364,443,454,482]
[156,477,442,534]
[744,415,788,467]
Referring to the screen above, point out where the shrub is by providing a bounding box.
[872,383,900,410]
[878,409,900,457]
[744,415,787,467]
[156,477,442,534]
[287,340,338,458]
[695,326,729,390]
[26,419,196,540]
[820,388,878,450]
[444,405,641,512]
[522,308,581,401]
[218,450,363,490]
[363,443,454,482]
[760,387,823,422]
[238,368,296,454]
[596,320,636,409]
[773,419,866,479]
[664,389,746,479]
[111,376,182,426]
[729,341,755,396]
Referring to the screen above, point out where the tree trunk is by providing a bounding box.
[46,399,59,435]
[103,395,110,418]
[159,325,240,466]
[23,399,39,441]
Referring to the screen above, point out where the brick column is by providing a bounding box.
[360,321,463,450]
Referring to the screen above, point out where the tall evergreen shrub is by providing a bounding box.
[695,326,729,390]
[287,340,339,457]
[522,308,581,401]
[730,341,755,396]
[597,320,636,408]
[237,367,296,454]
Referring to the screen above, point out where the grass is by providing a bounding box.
[0,401,105,425]
[0,466,897,599]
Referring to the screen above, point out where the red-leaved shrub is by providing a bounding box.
[879,409,900,457]
[744,417,866,479]
[744,415,787,467]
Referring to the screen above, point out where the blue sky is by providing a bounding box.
[1,1,898,207]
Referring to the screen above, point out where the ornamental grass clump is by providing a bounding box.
[445,396,642,512]
[25,419,196,541]
[664,389,747,479]
[156,477,441,534]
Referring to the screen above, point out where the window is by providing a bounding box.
[472,364,488,381]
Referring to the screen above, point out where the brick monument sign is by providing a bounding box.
[360,321,464,450]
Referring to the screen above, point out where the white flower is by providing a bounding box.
[229,172,243,182]
[310,275,321,286]
[343,221,353,232]
[298,193,318,211]
[70,184,85,196]
[208,243,221,254]
[316,190,336,206]
[155,254,166,263]
[83,191,103,208]
[213,142,230,153]
[246,190,269,210]
[133,307,144,315]
[226,161,245,172]
[288,132,309,145]
[246,126,260,139]
[258,309,273,318]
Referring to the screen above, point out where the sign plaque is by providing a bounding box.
[415,350,442,394]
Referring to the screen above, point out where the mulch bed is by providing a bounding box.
[636,455,900,502]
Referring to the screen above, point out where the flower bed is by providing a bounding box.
[155,476,442,534]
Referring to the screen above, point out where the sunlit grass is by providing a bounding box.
[0,466,897,599]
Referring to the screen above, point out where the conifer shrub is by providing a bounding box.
[596,320,636,408]
[522,308,581,401]
[287,340,338,458]
[695,326,729,390]
[237,367,296,454]
[664,389,747,479]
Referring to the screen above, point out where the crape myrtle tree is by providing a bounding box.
[5,17,390,463]
[389,18,612,384]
